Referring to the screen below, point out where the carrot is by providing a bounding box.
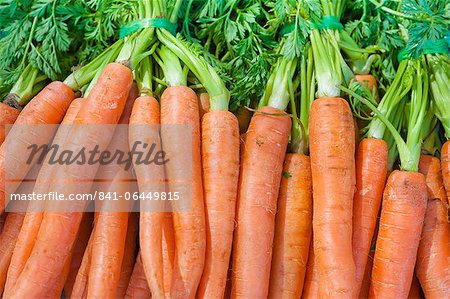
[369,170,428,298]
[353,138,388,293]
[198,92,210,118]
[302,236,320,299]
[309,97,357,298]
[4,98,83,297]
[198,110,240,299]
[87,82,137,298]
[0,102,20,145]
[71,235,93,299]
[416,155,450,298]
[231,106,291,298]
[160,86,206,298]
[130,95,168,297]
[442,141,450,201]
[125,253,152,299]
[355,74,378,99]
[9,63,132,298]
[162,212,175,297]
[64,212,94,298]
[0,81,75,214]
[116,213,138,298]
[53,253,73,298]
[0,212,25,295]
[268,153,313,298]
[408,275,422,299]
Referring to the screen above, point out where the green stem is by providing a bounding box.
[19,16,38,69]
[367,60,410,139]
[8,64,48,106]
[340,85,415,171]
[64,40,124,91]
[153,45,186,87]
[157,29,230,111]
[368,0,426,22]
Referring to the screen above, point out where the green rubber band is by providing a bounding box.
[119,18,177,38]
[312,16,343,30]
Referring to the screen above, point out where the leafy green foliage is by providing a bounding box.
[181,0,278,109]
[401,0,449,58]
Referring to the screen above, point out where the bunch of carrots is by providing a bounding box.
[0,0,449,298]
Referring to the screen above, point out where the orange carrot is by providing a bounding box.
[130,95,168,297]
[71,235,93,299]
[416,155,450,298]
[268,153,313,298]
[116,213,138,298]
[0,212,25,295]
[0,102,20,145]
[64,212,94,298]
[198,92,210,119]
[4,98,83,296]
[9,63,132,298]
[0,81,75,214]
[353,138,388,293]
[309,97,357,298]
[302,236,320,299]
[161,212,175,297]
[53,253,72,298]
[369,170,428,298]
[160,86,206,298]
[198,110,240,299]
[355,74,378,99]
[441,141,450,201]
[231,106,291,298]
[87,82,137,298]
[125,253,152,299]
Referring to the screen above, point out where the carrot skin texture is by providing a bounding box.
[125,253,152,299]
[0,103,20,145]
[161,86,206,299]
[442,141,450,201]
[64,212,94,298]
[268,153,313,298]
[87,83,137,298]
[353,138,388,294]
[302,236,319,299]
[116,213,138,298]
[72,235,93,299]
[198,110,240,299]
[0,212,25,294]
[0,81,75,213]
[231,106,291,298]
[9,63,132,298]
[417,156,450,298]
[130,96,168,298]
[309,97,357,298]
[355,75,378,96]
[4,98,84,297]
[369,170,428,298]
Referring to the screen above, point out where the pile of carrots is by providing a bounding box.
[0,0,449,298]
